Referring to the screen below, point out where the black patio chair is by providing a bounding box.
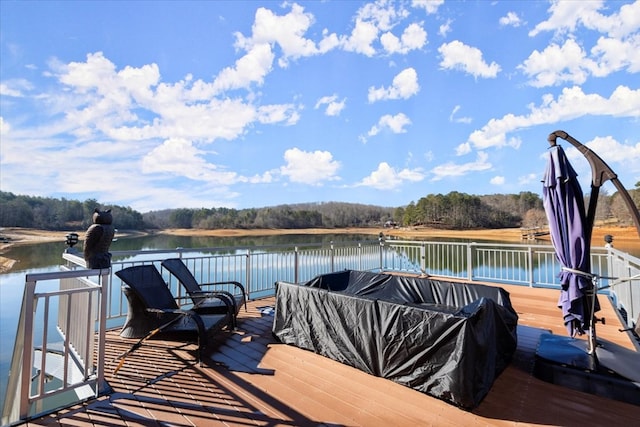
[115,264,234,365]
[161,258,247,317]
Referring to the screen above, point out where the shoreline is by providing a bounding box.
[2,225,639,273]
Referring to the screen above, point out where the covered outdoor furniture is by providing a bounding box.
[161,258,247,317]
[273,270,518,410]
[115,265,234,361]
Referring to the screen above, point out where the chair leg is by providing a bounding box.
[185,310,206,366]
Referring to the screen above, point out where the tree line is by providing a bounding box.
[0,192,144,230]
[1,185,638,232]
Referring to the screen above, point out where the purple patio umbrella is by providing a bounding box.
[542,143,600,338]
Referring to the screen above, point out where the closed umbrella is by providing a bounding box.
[544,130,640,359]
[539,130,640,391]
[542,143,599,340]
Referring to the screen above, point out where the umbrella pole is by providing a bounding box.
[588,280,598,358]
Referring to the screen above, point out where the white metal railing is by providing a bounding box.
[56,239,625,328]
[2,268,109,426]
[3,238,638,425]
[383,240,611,287]
[607,248,640,333]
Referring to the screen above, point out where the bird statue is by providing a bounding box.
[83,208,115,269]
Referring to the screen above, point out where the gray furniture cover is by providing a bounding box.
[272,270,518,409]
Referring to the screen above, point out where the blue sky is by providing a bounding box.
[1,0,639,212]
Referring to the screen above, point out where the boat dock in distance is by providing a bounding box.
[521,227,550,240]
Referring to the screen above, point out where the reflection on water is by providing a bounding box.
[111,233,373,256]
[1,233,375,273]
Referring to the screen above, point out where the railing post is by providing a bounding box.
[330,241,335,273]
[420,243,426,275]
[96,270,109,394]
[294,247,299,283]
[467,243,474,281]
[379,239,384,271]
[19,278,36,420]
[528,246,534,287]
[624,255,637,328]
[245,250,251,300]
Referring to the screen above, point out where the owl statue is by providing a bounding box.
[83,208,115,269]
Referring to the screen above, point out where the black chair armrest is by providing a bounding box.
[199,281,247,310]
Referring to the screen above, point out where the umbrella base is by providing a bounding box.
[534,333,640,406]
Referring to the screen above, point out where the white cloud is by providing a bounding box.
[380,22,427,54]
[438,41,501,78]
[430,151,492,181]
[519,35,640,87]
[141,138,243,184]
[449,105,472,124]
[499,12,523,27]
[341,18,379,56]
[467,85,640,150]
[357,162,425,190]
[213,43,275,92]
[48,51,301,144]
[490,176,505,185]
[519,39,590,87]
[455,142,472,156]
[530,0,640,38]
[567,135,640,174]
[250,4,319,57]
[589,34,640,76]
[438,19,452,37]
[0,117,9,135]
[339,0,424,56]
[518,173,539,186]
[0,79,33,97]
[368,68,419,102]
[210,3,344,91]
[257,103,300,125]
[357,0,409,32]
[412,0,444,15]
[315,95,346,116]
[233,3,339,69]
[280,147,341,185]
[365,113,412,139]
[521,1,640,87]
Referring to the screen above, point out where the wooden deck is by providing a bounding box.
[28,281,640,426]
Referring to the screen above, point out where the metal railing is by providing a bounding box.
[608,248,640,331]
[2,268,109,426]
[3,238,639,425]
[61,239,635,333]
[382,240,610,287]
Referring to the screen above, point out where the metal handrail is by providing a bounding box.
[2,268,109,426]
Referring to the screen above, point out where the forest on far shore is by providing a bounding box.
[1,185,639,232]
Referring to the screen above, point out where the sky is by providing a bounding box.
[1,0,639,213]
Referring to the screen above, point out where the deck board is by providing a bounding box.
[27,280,640,427]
